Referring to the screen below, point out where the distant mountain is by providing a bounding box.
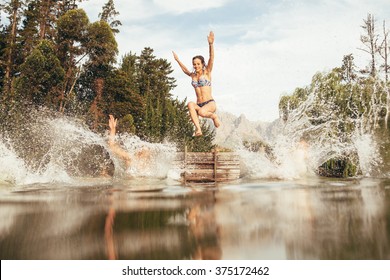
[211,111,281,149]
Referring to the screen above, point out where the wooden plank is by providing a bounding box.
[185,170,240,175]
[175,152,239,159]
[216,163,240,167]
[181,150,241,184]
[185,176,239,182]
[186,155,214,159]
[184,146,187,185]
[216,154,239,158]
[186,152,216,155]
[186,160,215,164]
[185,160,240,164]
[185,176,215,181]
[185,174,239,178]
[214,150,217,182]
[219,166,240,169]
[185,170,214,175]
[186,160,214,164]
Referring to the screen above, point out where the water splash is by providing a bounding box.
[0,111,179,186]
[237,135,316,180]
[117,134,178,178]
[0,138,29,185]
[353,133,380,176]
[1,93,383,185]
[232,82,382,180]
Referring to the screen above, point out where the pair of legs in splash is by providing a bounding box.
[188,100,221,136]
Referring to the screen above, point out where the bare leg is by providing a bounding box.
[188,102,202,136]
[211,113,221,128]
[198,102,221,128]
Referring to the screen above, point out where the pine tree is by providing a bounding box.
[103,68,144,133]
[136,47,178,141]
[81,20,118,131]
[1,0,25,97]
[14,40,65,107]
[19,1,40,57]
[36,0,55,40]
[56,0,84,17]
[0,17,6,94]
[56,8,89,112]
[120,52,140,94]
[99,0,121,34]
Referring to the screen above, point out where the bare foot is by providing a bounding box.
[194,129,203,137]
[213,116,221,128]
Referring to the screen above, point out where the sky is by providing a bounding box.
[79,0,390,121]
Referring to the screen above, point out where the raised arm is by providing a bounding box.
[108,114,117,140]
[206,31,214,72]
[108,115,131,166]
[172,51,192,76]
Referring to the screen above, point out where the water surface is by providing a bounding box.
[1,177,390,260]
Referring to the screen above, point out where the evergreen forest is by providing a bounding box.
[2,1,390,176]
[0,0,215,153]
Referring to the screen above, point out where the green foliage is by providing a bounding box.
[0,27,5,93]
[1,0,25,97]
[318,157,359,178]
[187,124,216,152]
[74,20,118,131]
[56,9,89,51]
[279,52,390,177]
[19,1,40,58]
[103,68,145,131]
[280,57,387,136]
[85,21,118,68]
[0,2,216,155]
[99,0,122,34]
[243,139,273,154]
[163,98,216,152]
[120,114,136,134]
[58,1,85,16]
[279,87,309,121]
[120,52,139,91]
[56,8,90,112]
[14,40,65,107]
[35,0,61,40]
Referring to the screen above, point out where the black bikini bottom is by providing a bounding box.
[197,99,215,108]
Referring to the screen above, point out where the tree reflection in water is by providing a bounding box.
[0,178,390,259]
[102,186,222,260]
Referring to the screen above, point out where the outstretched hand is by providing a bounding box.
[109,114,117,136]
[172,51,179,61]
[207,31,214,44]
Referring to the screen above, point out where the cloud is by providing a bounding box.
[153,0,231,15]
[80,0,160,22]
[80,0,390,122]
[208,0,390,121]
[115,0,161,21]
[82,0,231,23]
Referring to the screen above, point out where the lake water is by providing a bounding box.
[1,176,389,260]
[1,113,390,260]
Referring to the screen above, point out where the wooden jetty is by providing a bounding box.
[177,148,241,184]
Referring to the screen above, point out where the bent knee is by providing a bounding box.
[188,102,196,109]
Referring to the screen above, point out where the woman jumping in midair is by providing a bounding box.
[173,31,221,136]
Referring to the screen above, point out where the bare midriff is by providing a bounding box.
[195,86,213,103]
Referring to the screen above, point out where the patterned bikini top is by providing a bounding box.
[191,76,212,88]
